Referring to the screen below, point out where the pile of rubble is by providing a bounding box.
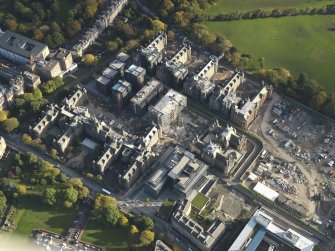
[267,178,298,195]
[276,162,307,184]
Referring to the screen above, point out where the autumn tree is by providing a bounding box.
[43,188,57,206]
[129,225,139,236]
[0,110,8,122]
[16,184,27,195]
[309,91,328,111]
[0,191,6,214]
[2,117,19,133]
[93,194,117,215]
[83,54,97,66]
[118,215,129,228]
[22,133,32,144]
[106,41,118,52]
[103,206,121,226]
[139,230,155,245]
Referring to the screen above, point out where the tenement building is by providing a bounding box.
[136,32,167,74]
[183,56,218,103]
[209,71,244,113]
[156,44,191,88]
[230,85,273,128]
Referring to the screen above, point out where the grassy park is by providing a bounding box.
[82,218,152,251]
[204,15,335,91]
[13,195,75,241]
[206,0,335,14]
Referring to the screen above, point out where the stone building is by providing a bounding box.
[231,85,273,128]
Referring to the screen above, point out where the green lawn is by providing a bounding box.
[82,218,152,251]
[206,0,335,14]
[82,218,129,251]
[204,15,335,91]
[157,200,175,221]
[192,193,209,210]
[12,195,75,242]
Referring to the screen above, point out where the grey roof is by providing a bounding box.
[0,30,48,59]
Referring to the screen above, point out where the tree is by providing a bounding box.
[68,178,83,188]
[135,216,154,230]
[309,91,328,111]
[0,110,8,122]
[93,194,117,215]
[162,0,174,12]
[129,224,139,236]
[2,117,19,133]
[63,187,78,204]
[118,215,129,228]
[139,230,155,245]
[25,152,38,166]
[22,133,32,144]
[151,19,167,31]
[83,54,96,66]
[77,186,89,200]
[33,30,45,41]
[50,148,58,157]
[41,76,64,93]
[0,191,7,214]
[43,188,57,206]
[16,184,27,195]
[323,93,335,118]
[57,173,67,183]
[106,41,118,52]
[103,206,121,226]
[46,32,65,48]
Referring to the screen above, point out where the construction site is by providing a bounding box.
[250,92,335,231]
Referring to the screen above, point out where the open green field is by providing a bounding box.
[206,0,335,14]
[204,15,335,91]
[82,218,151,251]
[12,195,75,242]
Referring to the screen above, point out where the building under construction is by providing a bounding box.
[148,89,187,130]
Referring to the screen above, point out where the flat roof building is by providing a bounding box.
[145,146,208,198]
[112,80,132,109]
[171,199,225,251]
[0,30,49,64]
[253,182,279,202]
[229,210,314,251]
[125,64,146,90]
[130,78,164,115]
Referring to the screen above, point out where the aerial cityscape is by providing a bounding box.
[0,0,334,251]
